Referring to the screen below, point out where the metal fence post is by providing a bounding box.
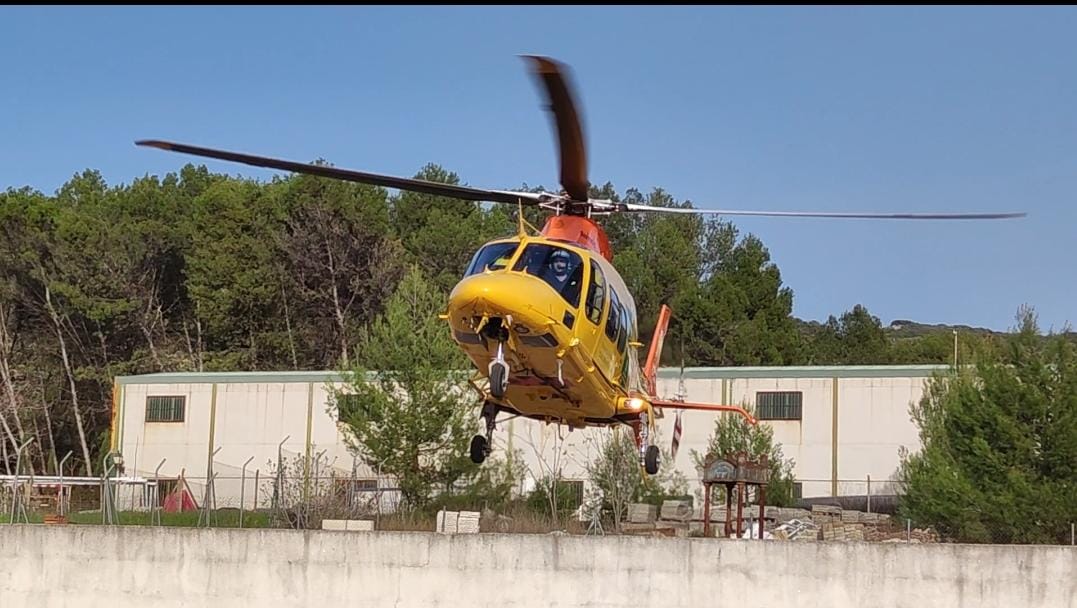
[199,447,221,528]
[58,451,73,518]
[906,519,912,543]
[866,475,871,514]
[101,453,117,525]
[274,435,290,511]
[10,438,34,525]
[152,458,166,526]
[240,455,254,528]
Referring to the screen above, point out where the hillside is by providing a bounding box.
[882,319,1005,338]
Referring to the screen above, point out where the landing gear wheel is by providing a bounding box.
[470,435,488,464]
[644,445,660,475]
[489,362,507,399]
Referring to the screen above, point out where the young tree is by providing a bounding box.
[518,422,574,527]
[585,427,641,529]
[898,307,1077,544]
[691,407,797,507]
[332,267,478,511]
[585,427,690,529]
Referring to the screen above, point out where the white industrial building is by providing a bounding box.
[110,365,948,511]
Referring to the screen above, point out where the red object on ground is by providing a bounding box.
[163,487,197,513]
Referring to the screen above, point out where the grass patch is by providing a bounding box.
[0,509,276,528]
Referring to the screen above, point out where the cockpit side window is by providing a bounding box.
[616,303,628,353]
[512,243,585,308]
[585,260,606,324]
[605,289,620,341]
[465,242,518,276]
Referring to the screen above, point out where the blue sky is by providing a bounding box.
[3,6,1075,332]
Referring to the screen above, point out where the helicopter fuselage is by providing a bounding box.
[446,215,647,428]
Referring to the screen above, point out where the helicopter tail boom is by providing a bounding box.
[643,304,672,396]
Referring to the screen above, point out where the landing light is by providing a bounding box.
[627,397,645,410]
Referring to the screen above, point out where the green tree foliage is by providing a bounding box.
[673,232,800,366]
[0,160,1049,488]
[805,304,891,365]
[898,307,1077,544]
[432,448,528,513]
[585,427,643,529]
[390,164,501,292]
[184,178,285,369]
[691,407,797,507]
[332,267,478,511]
[273,172,405,368]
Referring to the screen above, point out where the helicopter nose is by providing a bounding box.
[446,272,553,334]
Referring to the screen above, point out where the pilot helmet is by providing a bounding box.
[550,250,571,267]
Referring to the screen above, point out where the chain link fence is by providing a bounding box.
[3,470,1073,545]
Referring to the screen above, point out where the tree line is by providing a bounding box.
[0,162,1029,477]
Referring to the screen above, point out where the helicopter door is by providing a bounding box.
[586,270,619,385]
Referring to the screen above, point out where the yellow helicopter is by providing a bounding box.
[136,56,1025,475]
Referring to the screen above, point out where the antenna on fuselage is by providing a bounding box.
[515,198,540,237]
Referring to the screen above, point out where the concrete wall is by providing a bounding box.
[2,526,1074,608]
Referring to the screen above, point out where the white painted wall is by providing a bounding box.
[2,526,1073,608]
[116,367,936,509]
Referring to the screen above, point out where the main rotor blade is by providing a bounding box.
[135,140,543,206]
[523,55,589,202]
[622,203,1027,220]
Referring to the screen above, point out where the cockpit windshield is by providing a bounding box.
[465,242,518,276]
[512,243,585,307]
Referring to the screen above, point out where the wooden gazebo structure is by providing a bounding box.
[701,451,769,539]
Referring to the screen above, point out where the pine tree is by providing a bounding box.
[898,307,1077,543]
[332,266,478,511]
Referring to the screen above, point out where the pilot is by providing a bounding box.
[546,249,580,297]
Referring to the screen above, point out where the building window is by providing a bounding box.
[793,482,803,501]
[756,391,802,420]
[146,396,185,423]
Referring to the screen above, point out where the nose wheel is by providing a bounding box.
[469,401,498,464]
[489,342,509,399]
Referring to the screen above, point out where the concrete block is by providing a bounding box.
[691,506,728,522]
[457,511,480,534]
[627,503,657,523]
[437,510,459,534]
[660,500,692,521]
[345,520,374,532]
[620,522,656,534]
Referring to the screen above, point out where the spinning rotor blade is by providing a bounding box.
[524,55,590,202]
[622,203,1027,220]
[135,140,543,206]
